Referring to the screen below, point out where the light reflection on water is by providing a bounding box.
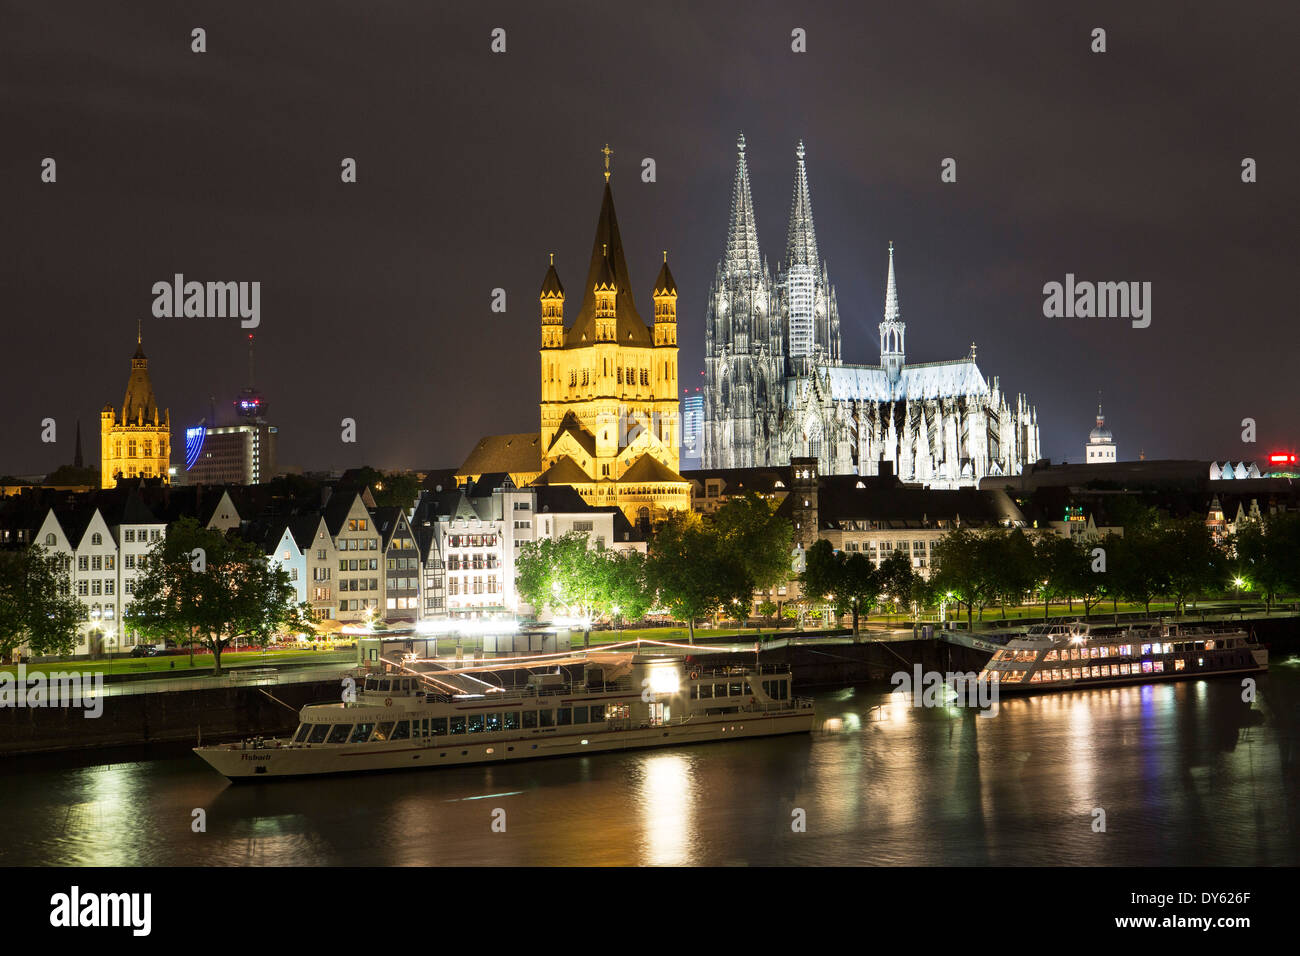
[2,666,1296,866]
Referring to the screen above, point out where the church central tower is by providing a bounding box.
[535,147,688,523]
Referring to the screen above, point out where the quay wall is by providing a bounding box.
[3,617,1296,757]
[0,680,337,757]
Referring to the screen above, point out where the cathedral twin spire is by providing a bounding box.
[785,140,820,270]
[723,133,764,278]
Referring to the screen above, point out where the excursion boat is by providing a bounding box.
[978,620,1267,693]
[194,652,816,780]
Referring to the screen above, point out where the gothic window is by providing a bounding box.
[569,370,577,387]
[616,367,622,384]
[640,369,648,386]
[143,440,152,457]
[127,440,137,458]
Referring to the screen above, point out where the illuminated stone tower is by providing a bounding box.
[778,140,841,378]
[703,132,784,468]
[535,146,689,523]
[880,242,905,389]
[101,323,170,488]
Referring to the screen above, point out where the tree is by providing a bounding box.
[645,511,731,642]
[988,528,1037,619]
[930,528,981,627]
[606,550,652,626]
[1111,525,1166,616]
[1161,517,1224,615]
[128,518,299,675]
[711,493,794,599]
[0,546,83,661]
[1234,513,1300,610]
[1034,534,1081,622]
[877,549,916,617]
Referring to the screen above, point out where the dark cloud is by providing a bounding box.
[3,0,1297,477]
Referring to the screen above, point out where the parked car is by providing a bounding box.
[129,645,160,658]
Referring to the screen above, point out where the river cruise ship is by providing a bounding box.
[195,652,815,780]
[978,621,1267,693]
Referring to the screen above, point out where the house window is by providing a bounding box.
[91,533,102,546]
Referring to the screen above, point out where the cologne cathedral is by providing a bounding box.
[702,135,1041,488]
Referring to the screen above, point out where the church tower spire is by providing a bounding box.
[780,139,840,376]
[880,241,906,387]
[723,132,763,277]
[785,139,819,269]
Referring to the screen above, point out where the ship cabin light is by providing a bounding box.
[646,663,681,696]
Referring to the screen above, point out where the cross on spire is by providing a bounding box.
[601,143,613,182]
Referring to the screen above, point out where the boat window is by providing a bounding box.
[372,721,396,741]
[1141,661,1154,674]
[365,678,378,692]
[308,723,330,744]
[392,720,410,740]
[779,681,789,700]
[729,682,743,697]
[699,684,713,699]
[558,708,572,726]
[522,710,537,729]
[1141,644,1151,656]
[504,711,520,730]
[1043,650,1058,661]
[744,681,752,695]
[327,724,353,744]
[1174,659,1186,671]
[539,709,555,728]
[380,680,392,693]
[468,714,484,733]
[1204,640,1215,651]
[349,722,375,743]
[450,716,466,735]
[485,712,501,732]
[590,705,605,722]
[1154,661,1165,673]
[573,706,588,724]
[431,717,447,736]
[293,724,311,743]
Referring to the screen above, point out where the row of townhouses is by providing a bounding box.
[0,473,642,657]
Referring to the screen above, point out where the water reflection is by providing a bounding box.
[637,754,693,866]
[2,668,1296,866]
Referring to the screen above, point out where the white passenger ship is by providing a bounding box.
[195,652,815,779]
[978,621,1267,693]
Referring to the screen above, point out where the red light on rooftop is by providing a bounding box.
[1267,453,1296,464]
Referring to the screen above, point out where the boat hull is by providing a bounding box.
[195,709,816,780]
[992,658,1267,696]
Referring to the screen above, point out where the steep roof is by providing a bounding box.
[562,182,654,349]
[119,336,162,425]
[547,413,597,459]
[533,456,594,485]
[653,257,677,296]
[459,433,542,477]
[621,454,686,484]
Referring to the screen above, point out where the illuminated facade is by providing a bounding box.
[1086,403,1117,463]
[703,137,1041,487]
[533,153,690,524]
[100,327,170,488]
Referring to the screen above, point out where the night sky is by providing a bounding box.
[4,1,1298,477]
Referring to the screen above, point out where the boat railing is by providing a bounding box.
[689,664,791,680]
